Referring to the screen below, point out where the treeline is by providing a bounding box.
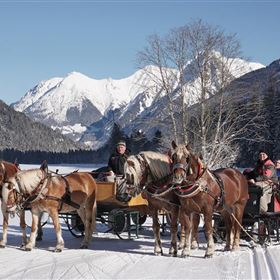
[0,123,164,164]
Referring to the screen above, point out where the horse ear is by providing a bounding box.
[171,140,177,149]
[40,160,48,173]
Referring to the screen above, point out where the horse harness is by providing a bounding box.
[44,176,80,211]
[174,162,226,210]
[14,172,80,212]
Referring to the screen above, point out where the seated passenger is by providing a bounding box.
[108,140,130,177]
[249,150,278,214]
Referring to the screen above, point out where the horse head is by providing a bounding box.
[2,162,48,214]
[123,155,145,197]
[2,175,21,213]
[171,141,202,185]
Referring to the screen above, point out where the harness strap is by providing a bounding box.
[210,171,225,209]
[20,174,51,208]
[56,176,80,211]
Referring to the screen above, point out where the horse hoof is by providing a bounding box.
[25,247,32,251]
[181,254,190,258]
[191,241,199,249]
[204,254,213,258]
[0,244,5,249]
[169,253,177,257]
[80,245,88,249]
[154,251,163,256]
[54,248,62,253]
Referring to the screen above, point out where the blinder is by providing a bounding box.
[172,163,187,172]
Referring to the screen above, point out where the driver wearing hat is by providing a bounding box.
[108,140,130,176]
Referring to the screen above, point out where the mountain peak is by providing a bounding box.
[13,56,265,149]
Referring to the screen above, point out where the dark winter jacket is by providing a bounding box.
[253,158,277,183]
[108,150,130,176]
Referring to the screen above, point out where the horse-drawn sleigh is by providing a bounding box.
[2,146,280,257]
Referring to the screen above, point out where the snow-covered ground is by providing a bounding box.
[1,164,280,279]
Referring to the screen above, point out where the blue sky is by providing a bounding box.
[0,0,279,105]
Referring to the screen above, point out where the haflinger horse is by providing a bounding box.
[171,141,248,258]
[122,151,200,256]
[0,160,25,247]
[1,161,97,252]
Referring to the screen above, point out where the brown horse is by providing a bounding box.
[0,160,26,247]
[1,161,97,251]
[171,141,248,257]
[122,151,199,256]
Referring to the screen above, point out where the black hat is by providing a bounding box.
[259,149,268,155]
[117,141,126,147]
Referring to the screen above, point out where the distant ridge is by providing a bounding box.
[0,100,82,152]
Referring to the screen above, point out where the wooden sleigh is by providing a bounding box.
[61,180,149,239]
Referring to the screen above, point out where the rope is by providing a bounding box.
[230,212,258,244]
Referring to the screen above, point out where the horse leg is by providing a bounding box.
[181,214,192,258]
[204,212,215,258]
[191,213,200,249]
[19,210,27,248]
[36,212,43,241]
[169,209,178,257]
[25,209,40,251]
[48,208,64,252]
[178,210,186,250]
[0,209,9,248]
[232,204,245,251]
[151,209,162,255]
[223,212,233,251]
[78,198,96,249]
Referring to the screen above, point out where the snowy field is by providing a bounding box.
[1,164,280,279]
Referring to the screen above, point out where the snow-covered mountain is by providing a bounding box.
[12,56,264,149]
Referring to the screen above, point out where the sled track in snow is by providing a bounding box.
[251,246,279,280]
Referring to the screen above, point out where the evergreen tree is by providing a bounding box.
[151,129,163,151]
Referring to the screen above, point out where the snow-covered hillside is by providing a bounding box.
[12,57,264,149]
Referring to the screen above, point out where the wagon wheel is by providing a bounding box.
[63,214,85,238]
[131,213,147,225]
[258,220,268,245]
[108,209,127,236]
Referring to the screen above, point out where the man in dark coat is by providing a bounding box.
[108,141,130,176]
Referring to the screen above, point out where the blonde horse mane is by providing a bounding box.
[142,151,171,180]
[15,168,45,193]
[125,151,171,187]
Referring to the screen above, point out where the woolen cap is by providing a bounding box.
[117,141,126,147]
